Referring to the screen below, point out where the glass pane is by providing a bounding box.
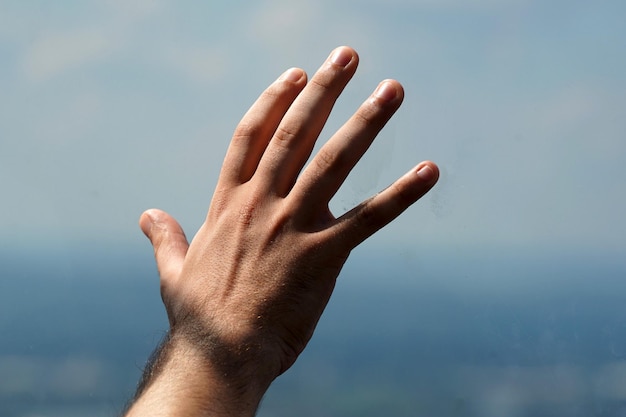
[1,1,624,416]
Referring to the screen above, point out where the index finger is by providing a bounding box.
[217,68,307,187]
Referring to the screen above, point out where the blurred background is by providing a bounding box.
[1,0,625,416]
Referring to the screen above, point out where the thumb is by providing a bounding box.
[139,208,189,287]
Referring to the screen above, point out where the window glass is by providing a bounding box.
[1,1,625,416]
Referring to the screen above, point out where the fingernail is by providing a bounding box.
[143,209,157,225]
[416,165,436,183]
[140,211,157,236]
[330,47,353,67]
[279,67,303,82]
[374,81,397,102]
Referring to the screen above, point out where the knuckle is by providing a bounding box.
[238,201,257,226]
[308,61,351,92]
[232,120,261,143]
[236,189,265,227]
[210,189,262,228]
[260,82,290,103]
[390,179,417,206]
[353,103,379,125]
[308,76,332,91]
[261,82,296,106]
[210,190,229,213]
[264,83,285,98]
[354,199,383,230]
[312,146,340,172]
[273,123,299,148]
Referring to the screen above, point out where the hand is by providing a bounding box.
[128,46,438,417]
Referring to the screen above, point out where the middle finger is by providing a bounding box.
[254,46,359,196]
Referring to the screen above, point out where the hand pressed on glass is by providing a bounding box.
[125,46,438,417]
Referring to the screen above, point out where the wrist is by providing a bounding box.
[126,328,276,417]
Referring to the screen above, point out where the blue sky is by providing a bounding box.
[1,0,625,254]
[1,3,626,414]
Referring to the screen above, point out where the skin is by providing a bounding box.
[125,46,439,417]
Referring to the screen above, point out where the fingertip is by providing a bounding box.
[139,208,171,239]
[373,79,404,104]
[139,209,157,238]
[137,209,189,287]
[329,45,359,67]
[415,161,439,185]
[279,67,306,83]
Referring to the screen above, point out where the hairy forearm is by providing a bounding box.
[127,331,172,405]
[124,329,274,417]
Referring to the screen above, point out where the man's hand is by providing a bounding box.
[126,46,438,417]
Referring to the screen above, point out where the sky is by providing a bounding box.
[0,3,626,415]
[1,0,625,255]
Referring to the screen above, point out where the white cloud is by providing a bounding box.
[245,0,322,49]
[17,0,170,83]
[21,30,116,82]
[103,0,168,21]
[161,44,229,85]
[337,0,528,11]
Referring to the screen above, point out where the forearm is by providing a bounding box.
[124,331,273,417]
